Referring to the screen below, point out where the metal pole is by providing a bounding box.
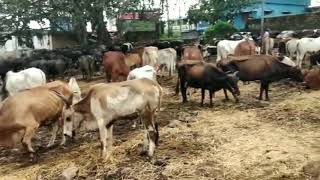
[166,0,170,37]
[178,0,182,34]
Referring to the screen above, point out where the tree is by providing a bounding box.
[0,0,144,47]
[187,0,255,25]
[204,21,237,43]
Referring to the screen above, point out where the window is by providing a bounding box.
[282,11,291,14]
[264,10,273,15]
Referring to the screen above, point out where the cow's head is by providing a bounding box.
[62,105,84,142]
[227,71,240,96]
[288,67,304,82]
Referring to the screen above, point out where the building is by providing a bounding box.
[234,0,311,30]
[164,18,196,34]
[117,9,162,42]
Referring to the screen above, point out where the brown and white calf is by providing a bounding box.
[62,78,163,158]
[0,81,73,160]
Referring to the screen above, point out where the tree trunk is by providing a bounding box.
[91,6,112,46]
[73,0,87,47]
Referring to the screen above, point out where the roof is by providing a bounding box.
[265,0,310,6]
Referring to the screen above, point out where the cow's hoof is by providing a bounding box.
[139,150,148,156]
[222,98,230,102]
[29,153,38,163]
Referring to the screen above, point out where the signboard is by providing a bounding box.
[121,20,156,32]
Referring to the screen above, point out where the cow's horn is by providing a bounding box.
[230,71,239,77]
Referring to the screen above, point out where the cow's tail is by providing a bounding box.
[286,41,290,57]
[217,45,221,61]
[172,52,177,75]
[40,70,46,84]
[155,83,162,146]
[1,76,8,100]
[157,83,163,113]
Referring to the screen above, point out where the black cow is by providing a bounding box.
[309,51,320,69]
[78,55,96,80]
[177,61,240,106]
[217,55,304,100]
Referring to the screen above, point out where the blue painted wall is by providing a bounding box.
[196,21,210,32]
[234,0,311,30]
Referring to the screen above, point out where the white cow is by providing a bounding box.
[216,39,245,61]
[296,37,320,68]
[142,46,159,68]
[127,65,157,82]
[62,79,163,158]
[158,48,177,76]
[286,38,299,60]
[127,65,157,128]
[262,37,275,55]
[68,77,81,104]
[4,67,46,97]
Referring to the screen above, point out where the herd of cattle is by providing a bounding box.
[0,34,319,162]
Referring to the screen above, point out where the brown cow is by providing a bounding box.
[102,51,130,82]
[62,78,162,159]
[234,40,257,56]
[304,68,320,90]
[131,47,144,59]
[181,46,203,61]
[125,53,142,70]
[0,81,73,160]
[218,55,304,100]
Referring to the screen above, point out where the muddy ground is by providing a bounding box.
[0,75,319,180]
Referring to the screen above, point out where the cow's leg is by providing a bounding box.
[97,118,107,157]
[223,88,229,101]
[105,124,114,158]
[201,88,205,106]
[209,90,213,107]
[259,82,265,100]
[47,122,59,148]
[180,81,188,103]
[22,123,39,160]
[175,78,180,95]
[265,83,270,101]
[145,111,157,157]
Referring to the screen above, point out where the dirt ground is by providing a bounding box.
[0,75,319,180]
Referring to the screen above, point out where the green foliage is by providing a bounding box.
[0,0,147,47]
[187,0,255,25]
[204,21,237,43]
[160,32,181,41]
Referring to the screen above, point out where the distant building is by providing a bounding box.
[164,18,196,33]
[196,21,210,33]
[234,0,311,30]
[117,9,162,42]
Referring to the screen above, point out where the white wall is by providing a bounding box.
[0,34,52,52]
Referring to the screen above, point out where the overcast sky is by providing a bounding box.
[153,0,197,20]
[30,0,319,29]
[311,0,320,6]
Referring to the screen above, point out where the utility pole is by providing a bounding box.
[166,0,170,37]
[260,0,265,37]
[260,0,265,54]
[178,0,182,34]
